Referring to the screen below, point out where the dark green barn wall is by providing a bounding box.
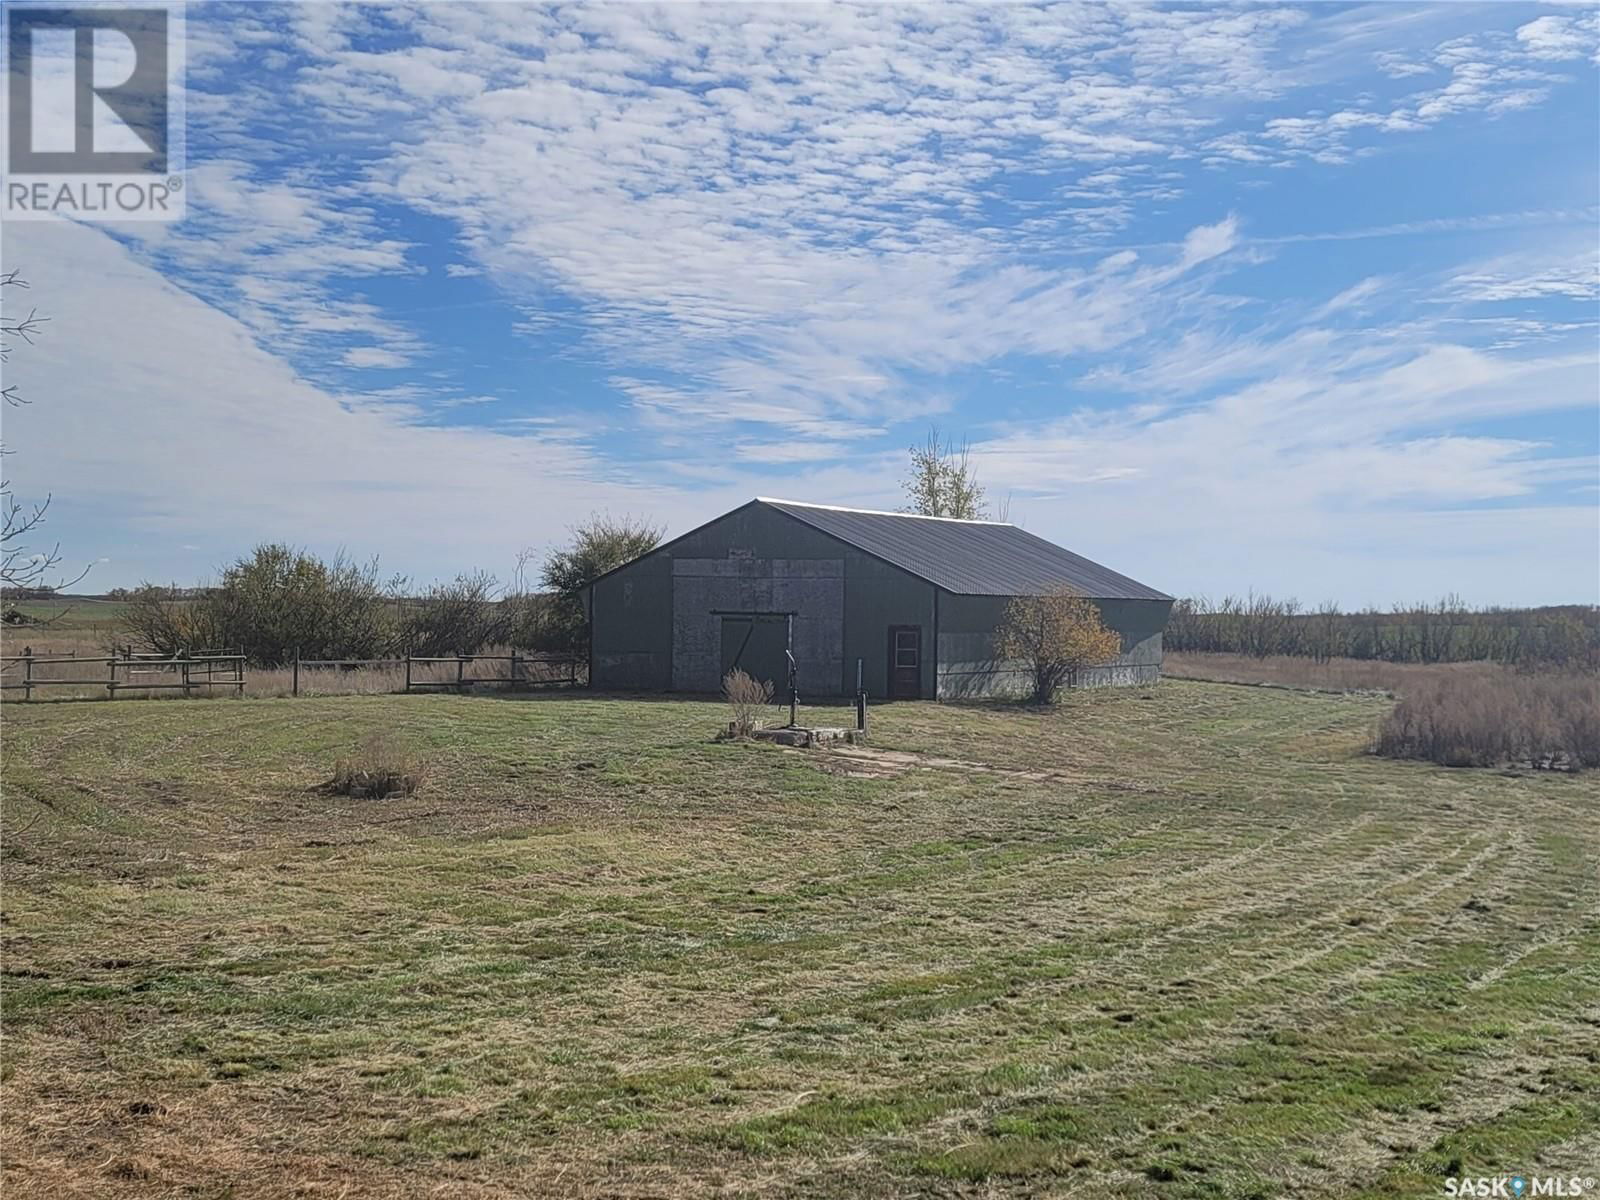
[936,594,1173,698]
[590,503,936,697]
[588,546,674,690]
[844,554,936,700]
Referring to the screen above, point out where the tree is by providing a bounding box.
[2,269,83,593]
[124,544,399,665]
[994,588,1122,705]
[400,569,507,656]
[901,426,989,519]
[539,514,662,652]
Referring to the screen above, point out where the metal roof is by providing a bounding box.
[758,498,1172,600]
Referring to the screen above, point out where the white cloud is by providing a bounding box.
[0,220,738,583]
[966,339,1599,603]
[1178,215,1240,268]
[1516,13,1600,61]
[1448,265,1600,302]
[341,346,411,369]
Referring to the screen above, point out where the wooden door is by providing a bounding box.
[720,616,787,698]
[888,625,922,700]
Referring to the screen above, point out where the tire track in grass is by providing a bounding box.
[766,812,1407,1028]
[799,818,1461,1059]
[984,822,1456,999]
[861,831,1529,1169]
[1085,890,1598,1194]
[730,826,1509,1177]
[1466,899,1600,992]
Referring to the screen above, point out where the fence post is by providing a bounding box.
[456,654,465,693]
[182,659,192,699]
[108,655,116,700]
[569,656,576,688]
[293,646,300,697]
[22,646,32,702]
[510,650,519,691]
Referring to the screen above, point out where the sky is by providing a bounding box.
[2,0,1597,607]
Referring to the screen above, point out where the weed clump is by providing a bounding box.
[330,733,428,798]
[721,669,774,739]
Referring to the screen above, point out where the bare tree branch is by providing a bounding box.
[1,270,83,595]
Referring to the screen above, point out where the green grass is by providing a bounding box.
[2,682,1597,1198]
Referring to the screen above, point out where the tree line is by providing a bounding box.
[1166,594,1598,668]
[121,515,661,666]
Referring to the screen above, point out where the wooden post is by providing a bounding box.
[510,650,519,691]
[456,655,465,693]
[108,655,116,699]
[182,658,192,699]
[22,646,32,702]
[405,651,412,693]
[293,646,300,697]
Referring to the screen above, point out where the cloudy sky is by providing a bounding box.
[3,1,1597,605]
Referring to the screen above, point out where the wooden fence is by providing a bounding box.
[292,650,580,696]
[0,647,581,701]
[1,647,246,701]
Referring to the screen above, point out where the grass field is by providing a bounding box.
[2,682,1597,1198]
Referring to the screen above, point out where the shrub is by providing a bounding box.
[330,733,428,799]
[1373,671,1600,770]
[722,668,774,738]
[995,589,1122,705]
[125,544,400,665]
[399,570,506,657]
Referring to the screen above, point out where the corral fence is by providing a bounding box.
[1,645,583,702]
[292,649,581,696]
[2,646,246,701]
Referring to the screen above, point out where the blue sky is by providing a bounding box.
[3,1,1597,605]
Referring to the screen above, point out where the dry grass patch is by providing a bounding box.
[720,668,775,739]
[1163,651,1511,694]
[329,732,429,798]
[1375,670,1600,769]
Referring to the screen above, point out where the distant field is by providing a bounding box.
[1164,652,1510,694]
[0,597,130,661]
[3,683,1597,1198]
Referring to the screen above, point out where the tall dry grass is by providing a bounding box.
[1373,672,1600,770]
[720,668,774,738]
[329,733,428,799]
[1167,651,1599,770]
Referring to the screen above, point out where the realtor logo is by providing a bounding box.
[3,3,185,220]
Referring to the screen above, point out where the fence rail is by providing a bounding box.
[1,648,246,701]
[1,646,582,701]
[292,649,580,695]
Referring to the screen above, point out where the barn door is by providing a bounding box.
[887,625,922,700]
[720,615,787,699]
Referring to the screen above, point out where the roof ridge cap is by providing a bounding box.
[757,497,1013,525]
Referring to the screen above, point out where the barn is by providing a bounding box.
[587,498,1173,700]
